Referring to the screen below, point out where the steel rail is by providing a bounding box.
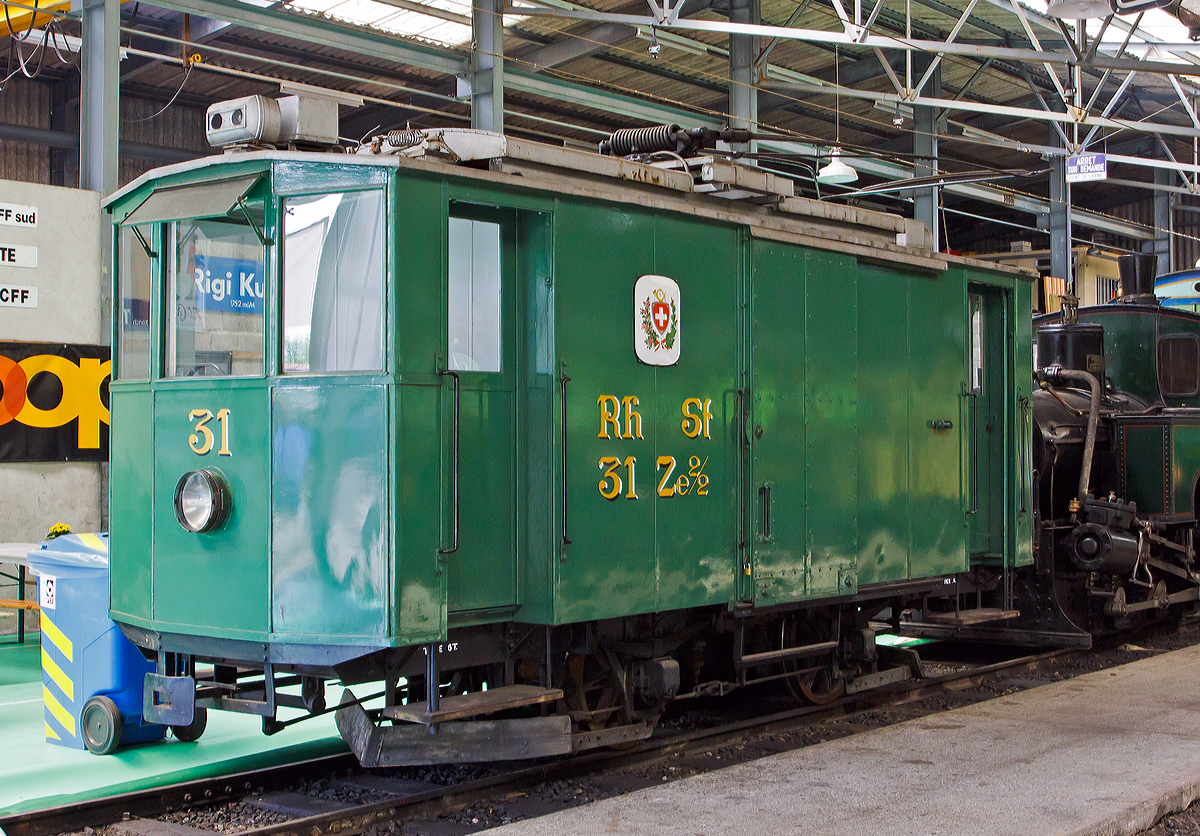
[1,645,1078,836]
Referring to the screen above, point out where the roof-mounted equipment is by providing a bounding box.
[206,95,340,151]
[598,124,753,157]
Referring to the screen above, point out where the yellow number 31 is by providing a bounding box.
[189,408,232,456]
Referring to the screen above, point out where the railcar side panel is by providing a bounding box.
[108,387,154,624]
[555,200,658,624]
[749,239,808,604]
[270,383,390,638]
[516,209,557,625]
[804,249,859,597]
[393,172,448,644]
[856,264,912,585]
[650,213,740,613]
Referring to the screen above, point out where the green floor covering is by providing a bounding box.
[0,634,42,687]
[0,635,355,816]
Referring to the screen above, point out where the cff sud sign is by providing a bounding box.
[193,254,264,314]
[1066,153,1107,184]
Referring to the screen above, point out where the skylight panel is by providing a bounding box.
[286,0,473,45]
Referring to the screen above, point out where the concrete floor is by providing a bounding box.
[490,644,1200,836]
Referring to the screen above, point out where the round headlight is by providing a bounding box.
[174,470,231,533]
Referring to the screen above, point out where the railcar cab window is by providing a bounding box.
[969,293,984,393]
[282,190,385,373]
[1158,334,1200,398]
[117,225,154,380]
[166,204,266,378]
[447,217,501,373]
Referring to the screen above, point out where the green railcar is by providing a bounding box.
[104,128,1033,763]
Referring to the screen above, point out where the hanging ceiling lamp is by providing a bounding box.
[817,148,859,184]
[817,45,858,186]
[1046,0,1112,17]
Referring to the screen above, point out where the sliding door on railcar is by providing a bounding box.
[965,282,1013,567]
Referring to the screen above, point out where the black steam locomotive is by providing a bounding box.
[1021,254,1200,639]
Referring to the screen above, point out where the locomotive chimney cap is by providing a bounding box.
[1114,253,1159,304]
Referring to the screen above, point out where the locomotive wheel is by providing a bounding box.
[81,695,123,755]
[171,706,208,743]
[562,652,627,731]
[791,665,845,705]
[781,617,845,706]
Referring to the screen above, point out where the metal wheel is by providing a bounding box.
[562,652,627,731]
[781,617,845,706]
[81,695,123,755]
[789,665,846,705]
[171,706,208,743]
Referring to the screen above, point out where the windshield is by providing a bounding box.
[166,207,266,378]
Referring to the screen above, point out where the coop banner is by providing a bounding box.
[0,342,110,462]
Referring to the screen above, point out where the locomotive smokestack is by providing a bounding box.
[1116,253,1158,303]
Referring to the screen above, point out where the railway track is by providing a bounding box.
[3,640,1100,836]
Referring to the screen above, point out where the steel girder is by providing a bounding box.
[136,0,1152,239]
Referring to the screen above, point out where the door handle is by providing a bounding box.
[758,481,774,543]
[928,419,953,430]
[439,370,460,555]
[964,390,979,516]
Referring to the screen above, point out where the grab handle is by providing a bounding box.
[561,374,572,547]
[965,390,979,516]
[439,370,460,555]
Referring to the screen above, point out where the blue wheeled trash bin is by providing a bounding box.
[26,533,165,754]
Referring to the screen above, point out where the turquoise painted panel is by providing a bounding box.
[392,172,446,642]
[152,382,270,638]
[108,386,154,622]
[856,265,911,585]
[396,381,446,642]
[271,385,389,637]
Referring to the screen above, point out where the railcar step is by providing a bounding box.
[922,608,1021,627]
[382,684,563,725]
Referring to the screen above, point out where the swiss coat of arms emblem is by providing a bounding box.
[634,275,680,366]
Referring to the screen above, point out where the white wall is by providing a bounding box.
[0,181,103,344]
[0,181,103,633]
